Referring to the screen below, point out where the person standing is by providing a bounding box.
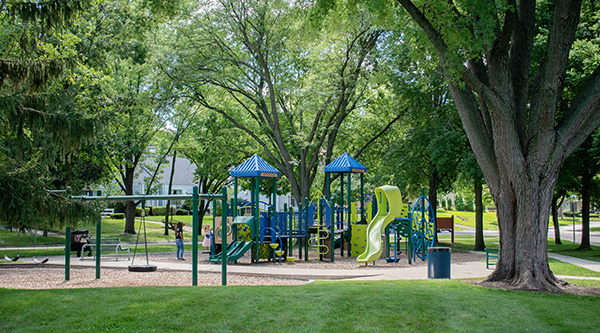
[175,222,185,260]
[202,224,212,251]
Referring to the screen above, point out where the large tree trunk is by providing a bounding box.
[486,160,562,292]
[474,181,485,251]
[397,0,600,293]
[124,200,137,234]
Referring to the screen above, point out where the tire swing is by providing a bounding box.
[128,203,157,272]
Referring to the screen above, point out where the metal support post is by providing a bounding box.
[221,186,228,286]
[192,186,199,286]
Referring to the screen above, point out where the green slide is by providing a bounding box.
[209,241,254,263]
[357,186,404,263]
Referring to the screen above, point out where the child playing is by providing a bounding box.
[202,224,212,250]
[175,221,185,260]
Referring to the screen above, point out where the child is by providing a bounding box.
[175,222,185,260]
[202,224,212,250]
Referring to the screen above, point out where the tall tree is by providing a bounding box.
[76,0,182,233]
[160,0,401,203]
[572,131,600,250]
[179,111,254,233]
[390,0,600,291]
[0,0,101,230]
[458,154,486,251]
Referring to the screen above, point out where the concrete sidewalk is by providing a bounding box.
[548,253,600,272]
[28,247,600,283]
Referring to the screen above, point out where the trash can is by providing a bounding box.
[428,247,451,279]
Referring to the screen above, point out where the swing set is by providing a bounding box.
[3,226,20,262]
[64,186,231,286]
[31,224,50,264]
[2,225,49,264]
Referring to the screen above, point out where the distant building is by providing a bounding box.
[134,155,196,207]
[133,155,293,211]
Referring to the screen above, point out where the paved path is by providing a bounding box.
[46,256,491,281]
[548,253,600,272]
[17,250,600,283]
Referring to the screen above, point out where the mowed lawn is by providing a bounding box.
[0,280,598,332]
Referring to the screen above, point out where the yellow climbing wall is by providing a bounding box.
[351,223,368,257]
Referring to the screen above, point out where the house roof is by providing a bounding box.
[324,153,366,173]
[231,154,280,178]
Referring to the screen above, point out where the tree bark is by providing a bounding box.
[164,151,178,236]
[578,169,592,250]
[474,181,485,251]
[123,164,136,234]
[396,0,600,292]
[428,167,439,245]
[551,196,563,245]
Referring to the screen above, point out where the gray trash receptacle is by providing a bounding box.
[428,247,451,279]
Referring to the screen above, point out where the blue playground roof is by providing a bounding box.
[231,154,280,178]
[324,153,366,173]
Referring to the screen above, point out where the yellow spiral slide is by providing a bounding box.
[356,185,403,263]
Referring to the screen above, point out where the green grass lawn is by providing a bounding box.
[0,228,65,246]
[547,241,600,263]
[436,209,499,230]
[0,280,598,332]
[547,258,600,277]
[436,209,594,230]
[1,216,213,247]
[1,218,211,258]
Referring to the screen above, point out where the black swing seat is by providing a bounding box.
[128,264,157,272]
[4,254,19,262]
[32,257,49,264]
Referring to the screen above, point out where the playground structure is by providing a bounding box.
[357,185,436,264]
[8,153,435,286]
[207,153,369,264]
[209,154,295,264]
[206,153,435,266]
[63,186,231,285]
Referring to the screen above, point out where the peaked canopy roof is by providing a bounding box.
[324,153,366,173]
[231,154,280,178]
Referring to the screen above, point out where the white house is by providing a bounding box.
[134,155,196,207]
[134,155,293,211]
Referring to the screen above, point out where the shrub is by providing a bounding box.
[455,195,465,211]
[175,208,189,215]
[563,210,582,217]
[135,207,150,216]
[110,213,125,219]
[465,199,474,212]
[150,206,177,216]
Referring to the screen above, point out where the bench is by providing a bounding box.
[436,216,455,243]
[101,209,114,218]
[81,237,130,261]
[485,248,498,269]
